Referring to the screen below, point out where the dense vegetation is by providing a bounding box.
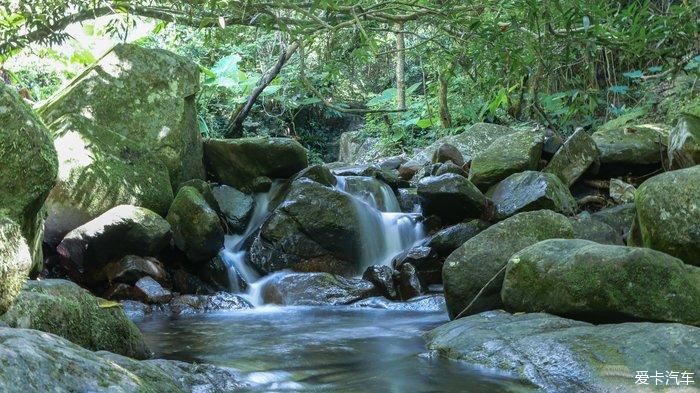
[1,1,698,160]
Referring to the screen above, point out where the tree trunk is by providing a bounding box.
[224,41,299,138]
[438,73,452,128]
[395,23,406,110]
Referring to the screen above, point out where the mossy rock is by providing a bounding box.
[468,130,544,190]
[203,137,308,192]
[629,166,700,265]
[443,210,574,319]
[417,173,488,224]
[166,186,224,264]
[667,110,700,169]
[502,239,700,326]
[39,43,205,189]
[0,217,32,314]
[591,124,669,174]
[488,171,577,219]
[0,279,150,359]
[0,84,58,270]
[543,128,600,186]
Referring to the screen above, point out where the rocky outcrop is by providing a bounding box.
[0,279,150,359]
[629,166,700,265]
[592,124,668,175]
[443,210,574,319]
[204,137,308,192]
[417,174,488,224]
[260,272,376,306]
[502,239,700,325]
[40,44,205,243]
[57,205,171,282]
[426,311,700,393]
[468,130,544,190]
[338,130,380,163]
[543,128,600,186]
[0,84,58,272]
[167,186,225,264]
[488,171,577,218]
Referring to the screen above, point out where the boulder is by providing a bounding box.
[123,292,252,319]
[178,179,220,213]
[352,294,446,312]
[198,255,233,292]
[39,43,204,188]
[261,272,376,306]
[417,174,488,224]
[592,124,668,175]
[249,179,367,276]
[609,178,636,203]
[379,156,405,171]
[392,246,441,287]
[0,279,150,359]
[443,210,574,319]
[338,130,380,163]
[431,143,465,167]
[590,203,636,240]
[167,186,225,264]
[0,327,248,392]
[468,130,544,190]
[488,171,577,218]
[211,185,255,233]
[397,188,420,212]
[43,115,174,245]
[543,128,600,186]
[362,265,398,300]
[427,220,490,257]
[426,310,700,393]
[434,162,468,177]
[103,255,169,286]
[629,166,700,265]
[0,217,32,314]
[0,84,58,270]
[667,110,700,169]
[396,263,422,300]
[402,123,517,177]
[294,164,336,187]
[170,269,216,295]
[132,277,174,304]
[568,212,623,245]
[506,240,699,326]
[57,205,171,282]
[203,137,308,192]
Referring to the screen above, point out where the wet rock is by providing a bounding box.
[543,128,600,186]
[250,179,368,276]
[261,272,376,306]
[417,174,488,224]
[431,143,465,167]
[396,263,422,300]
[590,203,636,241]
[167,186,224,264]
[379,156,405,171]
[375,168,408,190]
[103,255,169,286]
[397,188,421,212]
[122,292,252,319]
[0,279,150,359]
[0,327,249,392]
[171,269,216,295]
[0,84,58,273]
[398,161,424,181]
[629,166,700,265]
[609,178,636,203]
[204,137,308,192]
[592,124,668,175]
[427,220,490,257]
[178,179,221,214]
[426,310,700,393]
[667,109,700,168]
[133,277,173,304]
[362,265,398,300]
[294,164,336,187]
[443,210,574,319]
[393,246,441,287]
[434,162,468,177]
[330,164,380,177]
[468,130,544,190]
[338,176,399,211]
[568,212,623,245]
[351,294,446,312]
[502,239,700,325]
[198,255,233,292]
[57,205,171,281]
[212,185,255,234]
[488,171,577,218]
[0,218,33,314]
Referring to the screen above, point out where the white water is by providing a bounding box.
[219,175,425,306]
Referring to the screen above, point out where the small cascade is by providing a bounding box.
[335,175,425,269]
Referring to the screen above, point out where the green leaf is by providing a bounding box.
[609,85,629,94]
[416,118,433,129]
[367,88,397,106]
[623,70,643,79]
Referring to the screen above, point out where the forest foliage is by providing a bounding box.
[1,1,698,160]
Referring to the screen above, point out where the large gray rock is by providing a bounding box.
[667,109,700,169]
[629,166,700,265]
[543,128,600,186]
[0,84,58,272]
[417,174,488,224]
[40,44,205,244]
[502,239,700,326]
[211,185,255,233]
[0,327,248,392]
[592,124,668,174]
[591,203,636,241]
[427,220,490,257]
[250,179,367,276]
[426,311,700,393]
[488,171,577,218]
[0,279,150,359]
[338,130,380,163]
[443,210,574,319]
[468,130,544,190]
[0,218,32,314]
[57,205,171,281]
[260,272,376,306]
[568,212,623,245]
[167,186,224,264]
[204,137,308,192]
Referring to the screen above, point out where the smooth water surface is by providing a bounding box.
[136,306,533,392]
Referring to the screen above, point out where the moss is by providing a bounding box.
[166,186,224,263]
[0,217,32,314]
